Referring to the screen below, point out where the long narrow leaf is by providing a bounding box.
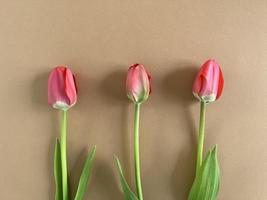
[114,156,139,200]
[188,145,220,200]
[54,139,63,200]
[74,146,96,200]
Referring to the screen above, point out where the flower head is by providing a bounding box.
[48,66,77,110]
[192,59,224,103]
[126,64,151,104]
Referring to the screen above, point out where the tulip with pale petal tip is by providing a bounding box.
[126,63,151,104]
[188,59,224,200]
[48,66,95,200]
[115,63,152,200]
[192,59,224,104]
[48,66,77,110]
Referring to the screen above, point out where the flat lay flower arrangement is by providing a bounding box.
[48,59,224,200]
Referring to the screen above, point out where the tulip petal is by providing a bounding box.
[216,68,224,99]
[65,68,77,106]
[48,67,68,106]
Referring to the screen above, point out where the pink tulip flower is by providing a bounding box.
[126,63,151,104]
[48,66,77,110]
[192,59,224,103]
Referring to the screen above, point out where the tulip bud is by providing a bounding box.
[126,63,151,104]
[192,59,224,103]
[48,66,77,110]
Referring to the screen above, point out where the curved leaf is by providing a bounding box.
[74,146,96,200]
[114,156,139,200]
[54,139,63,200]
[188,145,220,200]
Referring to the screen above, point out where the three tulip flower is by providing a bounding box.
[48,59,224,200]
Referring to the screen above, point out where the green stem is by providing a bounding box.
[60,110,69,200]
[134,103,143,200]
[196,102,206,176]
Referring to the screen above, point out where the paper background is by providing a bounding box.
[0,0,267,199]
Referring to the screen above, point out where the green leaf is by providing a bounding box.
[114,156,139,200]
[74,146,96,200]
[54,139,63,200]
[188,145,220,200]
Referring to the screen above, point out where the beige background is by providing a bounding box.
[0,0,267,199]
